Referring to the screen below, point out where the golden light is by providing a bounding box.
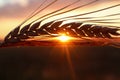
[57,34,71,42]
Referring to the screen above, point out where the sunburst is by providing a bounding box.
[56,34,72,42]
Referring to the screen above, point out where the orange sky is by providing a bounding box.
[0,0,120,41]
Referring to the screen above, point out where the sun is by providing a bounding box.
[57,34,71,42]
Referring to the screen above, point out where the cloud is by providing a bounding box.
[0,0,5,7]
[0,0,30,7]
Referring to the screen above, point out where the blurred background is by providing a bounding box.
[0,0,120,80]
[0,46,120,80]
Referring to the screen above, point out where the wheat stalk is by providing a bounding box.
[1,0,120,48]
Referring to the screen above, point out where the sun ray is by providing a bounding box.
[64,45,76,80]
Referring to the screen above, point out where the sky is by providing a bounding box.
[0,0,120,41]
[0,0,29,7]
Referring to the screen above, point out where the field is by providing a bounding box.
[0,46,120,80]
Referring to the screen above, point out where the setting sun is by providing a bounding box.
[57,34,71,42]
